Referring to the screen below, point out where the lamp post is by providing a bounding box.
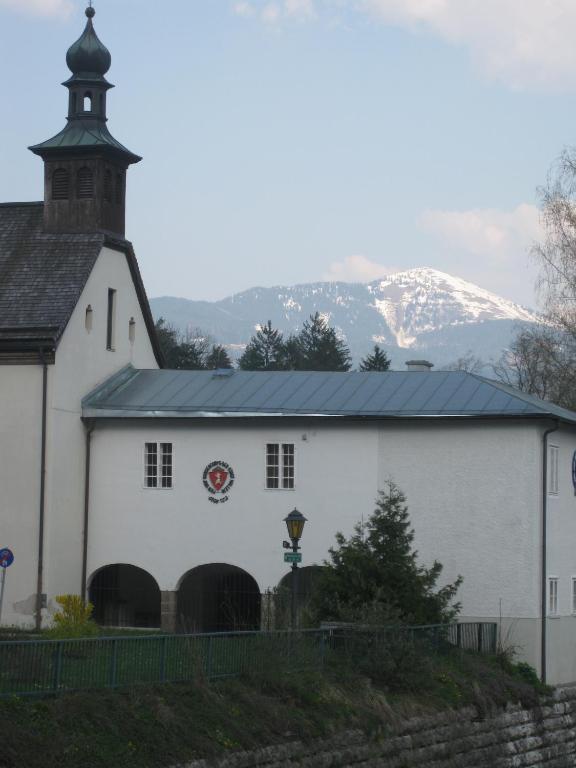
[283,509,307,631]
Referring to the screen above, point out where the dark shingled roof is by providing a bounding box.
[0,202,162,364]
[82,367,576,425]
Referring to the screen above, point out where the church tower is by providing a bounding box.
[29,5,141,238]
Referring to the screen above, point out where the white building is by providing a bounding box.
[1,7,576,686]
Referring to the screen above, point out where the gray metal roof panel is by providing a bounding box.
[81,369,576,424]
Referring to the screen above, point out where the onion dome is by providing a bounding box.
[66,7,111,78]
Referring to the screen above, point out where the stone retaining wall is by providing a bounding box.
[177,686,576,768]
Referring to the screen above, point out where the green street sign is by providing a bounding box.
[284,552,302,564]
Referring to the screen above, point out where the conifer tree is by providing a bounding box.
[238,321,286,370]
[205,345,233,370]
[359,345,391,372]
[308,482,462,626]
[155,318,208,370]
[295,312,352,372]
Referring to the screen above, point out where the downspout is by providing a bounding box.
[35,349,49,631]
[541,419,560,685]
[81,420,95,601]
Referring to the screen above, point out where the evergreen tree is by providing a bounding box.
[238,321,286,370]
[205,345,233,370]
[308,482,462,626]
[359,345,391,372]
[277,334,303,371]
[154,319,212,369]
[295,313,352,372]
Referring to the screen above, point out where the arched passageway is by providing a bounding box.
[89,564,161,628]
[178,564,261,633]
[272,566,325,629]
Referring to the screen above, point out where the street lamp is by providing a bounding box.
[283,509,307,631]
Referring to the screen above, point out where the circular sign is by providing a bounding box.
[0,549,14,569]
[203,461,235,504]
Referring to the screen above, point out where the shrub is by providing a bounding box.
[47,595,99,639]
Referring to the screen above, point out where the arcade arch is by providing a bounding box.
[88,564,161,629]
[274,566,325,628]
[177,564,261,633]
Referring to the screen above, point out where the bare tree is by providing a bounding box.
[533,149,576,340]
[493,325,576,410]
[497,149,576,410]
[443,352,485,375]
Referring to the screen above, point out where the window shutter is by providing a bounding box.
[77,167,94,199]
[52,169,70,200]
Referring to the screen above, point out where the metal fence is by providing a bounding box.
[0,622,497,698]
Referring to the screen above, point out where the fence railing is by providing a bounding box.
[0,622,497,698]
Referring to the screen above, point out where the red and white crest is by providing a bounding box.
[203,460,235,503]
[208,467,228,492]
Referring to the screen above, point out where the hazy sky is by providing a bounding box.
[2,0,576,307]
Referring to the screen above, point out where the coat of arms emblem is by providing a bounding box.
[203,461,235,504]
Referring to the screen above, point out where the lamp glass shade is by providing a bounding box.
[285,509,307,542]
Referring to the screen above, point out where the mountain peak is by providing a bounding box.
[150,267,539,365]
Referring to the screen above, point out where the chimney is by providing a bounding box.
[405,360,434,371]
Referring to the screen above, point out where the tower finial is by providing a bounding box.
[86,2,95,18]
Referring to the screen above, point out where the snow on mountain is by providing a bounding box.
[366,268,536,348]
[150,268,539,367]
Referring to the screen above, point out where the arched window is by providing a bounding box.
[83,92,93,112]
[52,169,70,200]
[77,167,94,199]
[104,170,113,203]
[115,172,124,204]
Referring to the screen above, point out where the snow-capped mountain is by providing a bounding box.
[150,268,539,367]
[367,268,536,349]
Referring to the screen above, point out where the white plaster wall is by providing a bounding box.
[377,421,542,621]
[87,421,380,594]
[0,366,48,626]
[544,425,576,684]
[87,420,542,622]
[43,245,158,611]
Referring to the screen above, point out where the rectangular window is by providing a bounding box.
[572,578,576,615]
[549,577,558,616]
[106,288,117,351]
[266,443,295,489]
[549,445,559,496]
[145,443,172,489]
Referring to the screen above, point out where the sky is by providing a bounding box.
[2,1,576,307]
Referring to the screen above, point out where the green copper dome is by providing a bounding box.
[66,7,111,78]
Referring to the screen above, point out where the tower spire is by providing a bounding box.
[29,5,141,237]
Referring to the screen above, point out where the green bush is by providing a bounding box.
[46,595,99,639]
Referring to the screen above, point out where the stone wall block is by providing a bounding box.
[173,687,576,768]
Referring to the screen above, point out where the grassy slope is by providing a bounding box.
[0,651,546,768]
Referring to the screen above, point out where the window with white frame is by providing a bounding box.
[572,578,576,615]
[549,445,559,495]
[549,577,559,616]
[266,443,295,489]
[144,443,173,489]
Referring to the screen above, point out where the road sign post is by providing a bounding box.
[0,549,14,625]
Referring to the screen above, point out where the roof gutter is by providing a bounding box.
[541,419,560,685]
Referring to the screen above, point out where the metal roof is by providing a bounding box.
[82,367,576,424]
